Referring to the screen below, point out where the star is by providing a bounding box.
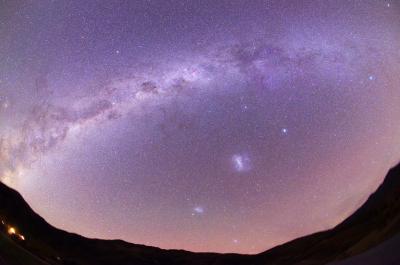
[2,0,399,255]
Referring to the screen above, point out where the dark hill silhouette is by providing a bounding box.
[1,162,400,265]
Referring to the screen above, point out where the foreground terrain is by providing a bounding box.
[1,162,400,265]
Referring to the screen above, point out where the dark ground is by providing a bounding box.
[0,256,7,265]
[1,162,400,265]
[330,233,400,265]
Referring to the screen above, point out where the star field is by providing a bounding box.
[1,0,400,254]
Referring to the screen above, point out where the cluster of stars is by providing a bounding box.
[1,0,399,255]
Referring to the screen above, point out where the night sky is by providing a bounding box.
[1,0,400,254]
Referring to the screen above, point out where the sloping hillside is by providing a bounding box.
[0,231,48,265]
[1,162,399,265]
[255,162,400,264]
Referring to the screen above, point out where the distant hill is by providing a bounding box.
[1,162,400,265]
[329,233,400,265]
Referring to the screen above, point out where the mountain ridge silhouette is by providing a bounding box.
[1,162,400,265]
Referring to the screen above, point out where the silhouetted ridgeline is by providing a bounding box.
[1,163,400,265]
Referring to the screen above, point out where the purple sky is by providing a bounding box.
[1,0,400,254]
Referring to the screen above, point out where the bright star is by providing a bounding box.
[281,128,288,134]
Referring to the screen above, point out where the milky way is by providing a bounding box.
[1,0,400,254]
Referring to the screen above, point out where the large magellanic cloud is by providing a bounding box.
[0,37,394,184]
[1,0,400,254]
